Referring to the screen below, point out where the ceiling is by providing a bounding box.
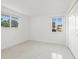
[2,0,77,16]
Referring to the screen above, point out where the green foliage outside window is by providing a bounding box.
[1,19,10,27]
[1,15,18,28]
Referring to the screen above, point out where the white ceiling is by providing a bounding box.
[2,0,77,16]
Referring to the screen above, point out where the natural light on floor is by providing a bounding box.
[52,53,62,59]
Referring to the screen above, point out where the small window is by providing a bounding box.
[1,15,19,28]
[52,16,64,32]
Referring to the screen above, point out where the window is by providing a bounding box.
[52,16,64,32]
[11,17,18,27]
[1,15,10,27]
[1,15,18,28]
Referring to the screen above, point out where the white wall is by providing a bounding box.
[66,3,78,59]
[30,16,66,45]
[1,6,30,50]
[65,15,69,46]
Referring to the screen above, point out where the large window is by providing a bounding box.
[1,15,18,28]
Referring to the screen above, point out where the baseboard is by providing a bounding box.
[1,40,29,51]
[28,40,66,47]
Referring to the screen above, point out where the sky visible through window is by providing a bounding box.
[52,16,64,26]
[1,15,10,21]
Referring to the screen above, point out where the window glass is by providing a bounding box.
[1,15,10,27]
[11,17,18,27]
[52,16,64,32]
[1,15,19,28]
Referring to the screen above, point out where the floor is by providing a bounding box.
[2,40,74,59]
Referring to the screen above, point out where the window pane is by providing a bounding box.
[1,15,10,27]
[52,16,63,32]
[11,17,18,27]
